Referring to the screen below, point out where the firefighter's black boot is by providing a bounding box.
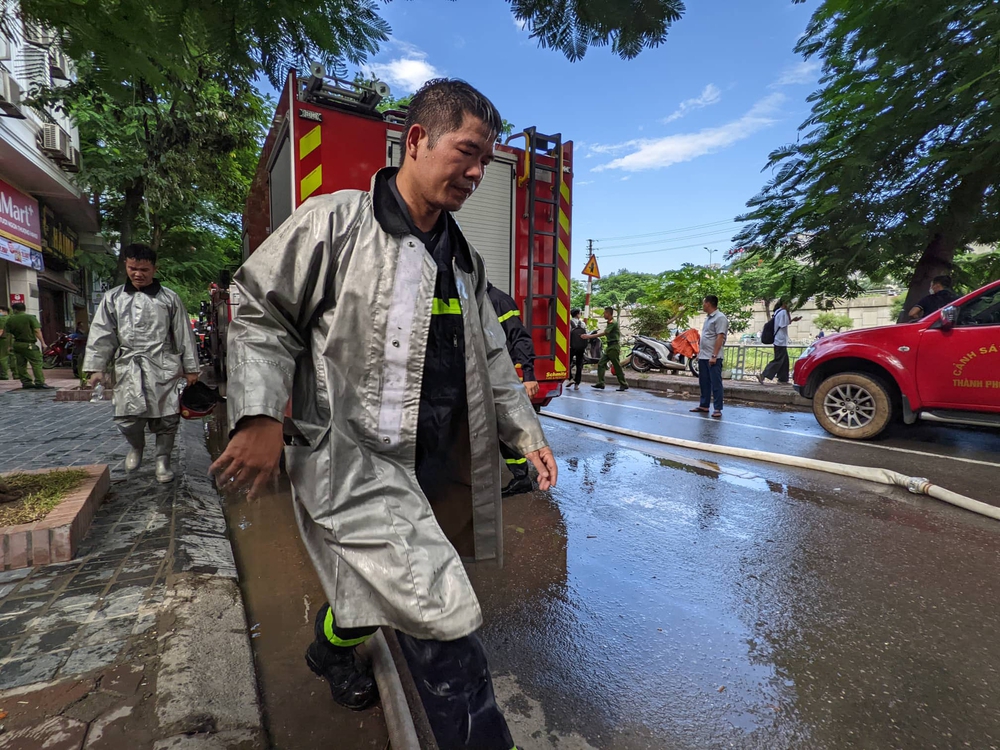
[305,605,379,711]
[501,460,534,497]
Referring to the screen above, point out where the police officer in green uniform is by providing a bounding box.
[0,305,12,380]
[0,302,52,389]
[584,306,629,391]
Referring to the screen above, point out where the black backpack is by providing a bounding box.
[570,324,587,352]
[760,315,776,345]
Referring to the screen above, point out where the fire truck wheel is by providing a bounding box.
[812,372,893,440]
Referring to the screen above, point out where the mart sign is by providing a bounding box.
[0,178,42,251]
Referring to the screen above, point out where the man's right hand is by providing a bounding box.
[88,373,104,387]
[209,415,284,499]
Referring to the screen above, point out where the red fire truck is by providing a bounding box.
[223,66,574,406]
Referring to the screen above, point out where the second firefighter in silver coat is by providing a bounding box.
[84,243,200,483]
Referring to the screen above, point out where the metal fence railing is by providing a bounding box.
[722,344,808,381]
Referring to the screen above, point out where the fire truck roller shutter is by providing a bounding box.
[269,134,294,233]
[454,149,517,295]
[387,132,517,295]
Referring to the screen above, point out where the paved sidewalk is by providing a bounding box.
[580,368,812,408]
[0,390,264,749]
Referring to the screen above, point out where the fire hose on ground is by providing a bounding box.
[540,411,999,522]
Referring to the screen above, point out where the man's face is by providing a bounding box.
[702,299,713,314]
[930,282,942,294]
[603,309,613,322]
[408,113,495,212]
[126,259,156,288]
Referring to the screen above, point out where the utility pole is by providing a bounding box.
[585,239,594,321]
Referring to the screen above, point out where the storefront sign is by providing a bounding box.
[9,293,24,305]
[0,235,45,271]
[0,178,42,251]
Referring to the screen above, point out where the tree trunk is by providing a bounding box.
[897,232,956,322]
[897,170,993,322]
[117,179,145,283]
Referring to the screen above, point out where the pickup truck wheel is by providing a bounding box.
[813,372,893,439]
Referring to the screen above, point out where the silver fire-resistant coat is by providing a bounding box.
[227,170,549,641]
[83,283,199,418]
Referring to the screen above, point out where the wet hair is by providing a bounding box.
[403,79,503,148]
[570,308,581,317]
[704,295,719,308]
[12,302,26,312]
[932,275,952,288]
[122,243,157,264]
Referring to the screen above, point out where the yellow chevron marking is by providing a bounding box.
[300,165,323,200]
[299,125,321,159]
[560,180,570,203]
[556,329,568,354]
[558,238,569,264]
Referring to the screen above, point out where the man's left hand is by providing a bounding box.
[184,373,200,386]
[709,357,718,365]
[525,447,558,491]
[524,380,540,398]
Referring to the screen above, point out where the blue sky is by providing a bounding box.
[277,0,820,282]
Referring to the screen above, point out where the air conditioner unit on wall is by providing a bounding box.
[62,147,81,173]
[0,69,25,118]
[21,46,50,90]
[58,128,73,162]
[49,50,70,80]
[39,122,62,155]
[24,22,54,47]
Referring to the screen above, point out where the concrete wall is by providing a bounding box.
[611,294,897,346]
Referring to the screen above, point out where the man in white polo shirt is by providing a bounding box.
[691,295,728,418]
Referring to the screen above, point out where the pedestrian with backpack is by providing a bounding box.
[758,300,801,384]
[569,308,587,390]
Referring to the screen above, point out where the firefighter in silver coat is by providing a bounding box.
[84,243,200,483]
[211,80,557,749]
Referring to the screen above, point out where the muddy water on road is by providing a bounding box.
[204,407,388,750]
[473,421,1000,750]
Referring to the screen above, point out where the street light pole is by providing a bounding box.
[705,246,717,268]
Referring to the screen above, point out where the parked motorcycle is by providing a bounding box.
[630,329,701,377]
[42,333,74,369]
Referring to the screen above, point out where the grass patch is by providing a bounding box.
[0,469,90,527]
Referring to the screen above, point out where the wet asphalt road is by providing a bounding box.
[466,388,1000,749]
[209,386,1000,749]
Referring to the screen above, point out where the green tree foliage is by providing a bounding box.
[8,0,687,89]
[570,278,587,310]
[590,269,655,309]
[32,53,267,303]
[730,252,813,317]
[510,0,684,61]
[813,311,853,333]
[640,264,754,333]
[954,248,1000,292]
[736,0,1000,323]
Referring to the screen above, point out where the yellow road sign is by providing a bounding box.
[582,255,601,278]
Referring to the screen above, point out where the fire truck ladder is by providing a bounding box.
[520,127,563,352]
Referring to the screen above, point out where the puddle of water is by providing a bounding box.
[205,405,388,749]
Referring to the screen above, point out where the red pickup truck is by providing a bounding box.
[793,279,1000,439]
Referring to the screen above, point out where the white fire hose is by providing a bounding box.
[540,411,999,522]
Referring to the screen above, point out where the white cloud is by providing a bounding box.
[364,42,441,94]
[575,180,594,186]
[512,13,528,31]
[773,60,821,87]
[663,84,722,124]
[593,94,786,172]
